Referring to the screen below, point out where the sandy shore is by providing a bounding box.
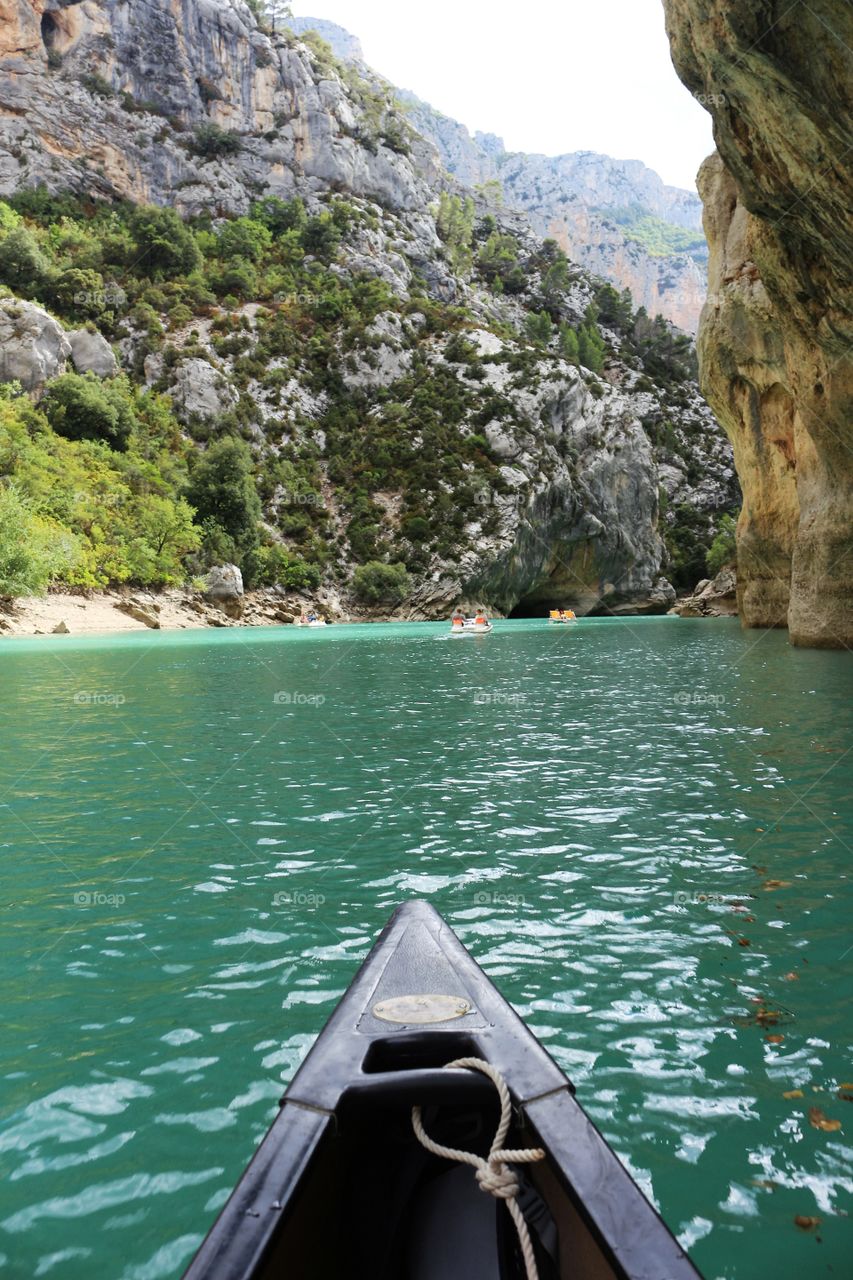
[0,587,728,639]
[0,587,329,638]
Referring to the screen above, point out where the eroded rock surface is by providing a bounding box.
[0,298,70,390]
[665,0,853,647]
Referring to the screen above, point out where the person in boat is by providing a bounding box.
[562,609,575,620]
[451,610,465,627]
[307,611,317,623]
[475,613,487,626]
[549,609,561,620]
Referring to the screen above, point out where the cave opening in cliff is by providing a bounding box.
[509,594,576,619]
[41,12,59,53]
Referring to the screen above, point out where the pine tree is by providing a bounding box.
[558,323,579,364]
[525,310,553,347]
[577,323,605,373]
[436,193,475,276]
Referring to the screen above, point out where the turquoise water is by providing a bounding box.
[0,617,851,1279]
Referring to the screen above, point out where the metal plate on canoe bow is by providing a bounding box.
[372,994,472,1023]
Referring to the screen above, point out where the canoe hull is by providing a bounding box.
[183,901,702,1280]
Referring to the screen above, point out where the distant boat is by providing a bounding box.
[182,901,701,1280]
[450,618,493,635]
[296,616,327,628]
[548,611,576,624]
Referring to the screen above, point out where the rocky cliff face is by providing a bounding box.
[400,96,709,333]
[292,18,709,333]
[287,16,364,62]
[0,0,738,616]
[496,151,707,335]
[664,0,853,648]
[0,0,439,212]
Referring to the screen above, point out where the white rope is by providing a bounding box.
[411,1056,545,1280]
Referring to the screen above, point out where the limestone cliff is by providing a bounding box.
[664,0,853,648]
[288,18,709,333]
[403,108,710,333]
[0,0,439,212]
[287,16,364,63]
[0,0,737,615]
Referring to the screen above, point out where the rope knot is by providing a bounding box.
[411,1056,545,1280]
[475,1156,519,1199]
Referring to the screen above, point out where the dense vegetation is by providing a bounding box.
[0,171,727,602]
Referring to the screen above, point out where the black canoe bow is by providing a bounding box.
[183,900,702,1280]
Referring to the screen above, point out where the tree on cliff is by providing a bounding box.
[42,373,136,451]
[129,207,202,279]
[244,0,292,32]
[184,437,261,566]
[436,193,475,276]
[0,227,50,296]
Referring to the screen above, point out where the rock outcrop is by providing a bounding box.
[671,566,737,617]
[664,0,853,648]
[0,297,69,390]
[204,563,244,617]
[170,357,239,423]
[67,327,116,376]
[0,0,439,215]
[205,563,244,597]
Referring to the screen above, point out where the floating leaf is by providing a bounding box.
[737,937,751,947]
[794,1215,821,1231]
[751,1178,778,1190]
[809,1106,841,1132]
[837,1089,853,1103]
[783,1089,804,1099]
[763,879,792,891]
[838,1083,853,1090]
[766,1034,784,1044]
[782,972,799,981]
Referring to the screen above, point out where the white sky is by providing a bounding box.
[290,0,715,191]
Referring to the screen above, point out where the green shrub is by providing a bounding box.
[401,515,430,542]
[80,73,115,98]
[250,195,307,235]
[0,483,76,596]
[0,227,50,294]
[577,319,606,373]
[436,193,475,275]
[706,513,737,575]
[217,217,273,263]
[211,256,259,299]
[129,206,201,278]
[352,560,411,604]
[42,372,136,451]
[524,310,553,347]
[250,543,321,590]
[184,436,261,558]
[191,123,243,157]
[301,213,341,261]
[558,323,579,363]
